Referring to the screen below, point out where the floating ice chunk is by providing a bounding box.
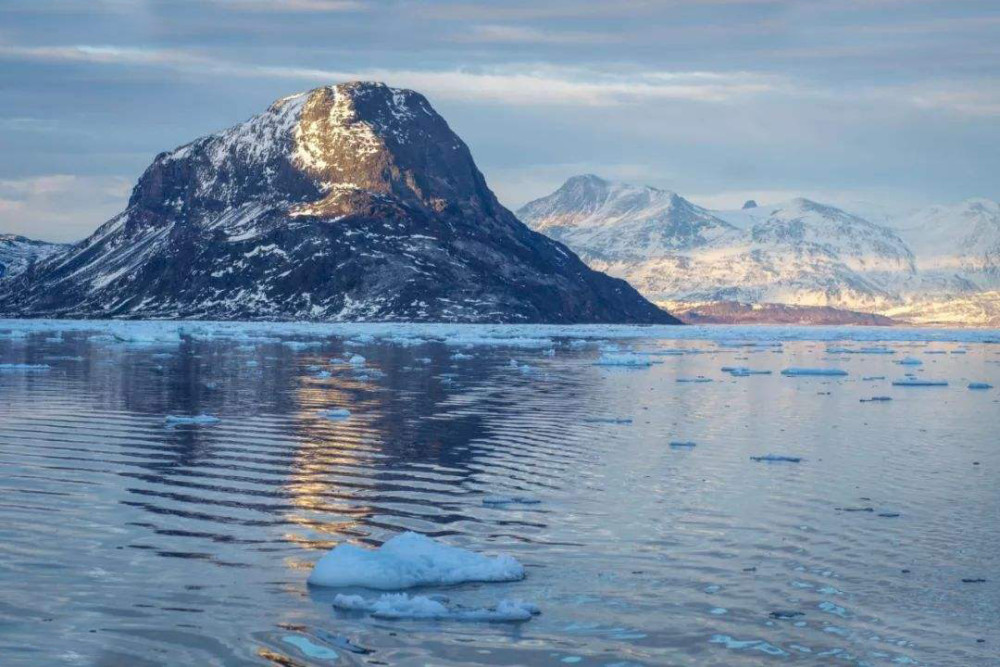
[677,376,713,383]
[0,363,51,373]
[284,341,323,351]
[314,370,332,379]
[164,414,220,426]
[307,532,525,589]
[282,635,339,661]
[594,352,654,368]
[450,352,473,360]
[968,382,993,390]
[669,441,697,448]
[347,354,366,366]
[710,635,787,656]
[320,408,351,420]
[891,379,948,387]
[482,496,540,506]
[332,593,539,622]
[862,376,886,381]
[859,396,892,403]
[722,366,771,376]
[896,357,923,366]
[750,455,802,463]
[781,368,847,377]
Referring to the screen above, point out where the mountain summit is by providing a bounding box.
[0,83,676,323]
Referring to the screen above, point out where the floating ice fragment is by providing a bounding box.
[722,366,771,376]
[677,376,713,383]
[781,368,847,377]
[896,357,923,366]
[750,455,802,463]
[450,352,473,360]
[308,532,525,589]
[710,635,787,656]
[862,376,886,381]
[859,396,892,403]
[332,593,539,622]
[0,363,51,372]
[320,408,351,421]
[164,414,220,426]
[669,441,697,448]
[282,635,339,661]
[891,379,948,387]
[968,382,993,390]
[594,352,654,367]
[482,496,540,506]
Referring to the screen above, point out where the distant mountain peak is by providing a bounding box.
[741,200,758,209]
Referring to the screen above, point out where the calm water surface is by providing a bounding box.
[0,322,998,666]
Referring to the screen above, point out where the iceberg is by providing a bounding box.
[164,414,220,426]
[968,382,993,390]
[319,408,351,420]
[307,532,525,589]
[332,593,540,622]
[781,368,847,377]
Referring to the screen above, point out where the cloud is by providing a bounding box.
[455,24,618,44]
[0,44,785,106]
[207,0,367,11]
[0,175,131,242]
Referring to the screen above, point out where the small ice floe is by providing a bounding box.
[450,352,473,360]
[769,610,804,620]
[896,357,923,366]
[968,382,993,390]
[282,635,339,661]
[284,341,323,351]
[0,363,51,373]
[722,366,771,377]
[750,455,802,463]
[677,376,713,383]
[710,635,787,657]
[669,441,697,449]
[319,408,351,421]
[582,418,633,425]
[482,496,540,506]
[164,414,220,427]
[593,352,654,368]
[781,368,847,377]
[332,593,540,622]
[508,359,533,374]
[314,370,332,379]
[862,376,886,381]
[859,396,892,403]
[307,532,524,589]
[347,354,366,366]
[891,378,948,387]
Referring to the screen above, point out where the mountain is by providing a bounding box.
[0,84,676,324]
[671,301,896,326]
[0,235,67,279]
[518,177,916,318]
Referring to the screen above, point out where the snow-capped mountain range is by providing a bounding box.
[518,175,1000,326]
[0,84,675,324]
[0,235,67,279]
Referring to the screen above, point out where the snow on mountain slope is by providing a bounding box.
[519,178,916,313]
[0,235,67,279]
[892,198,1000,288]
[0,84,676,324]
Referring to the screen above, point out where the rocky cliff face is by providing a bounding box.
[0,83,676,324]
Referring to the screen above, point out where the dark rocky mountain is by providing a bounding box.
[0,235,67,279]
[741,200,758,210]
[0,83,676,324]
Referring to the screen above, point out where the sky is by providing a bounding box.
[1,0,998,242]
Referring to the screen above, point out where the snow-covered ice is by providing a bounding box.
[781,367,848,377]
[307,532,525,589]
[332,593,540,622]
